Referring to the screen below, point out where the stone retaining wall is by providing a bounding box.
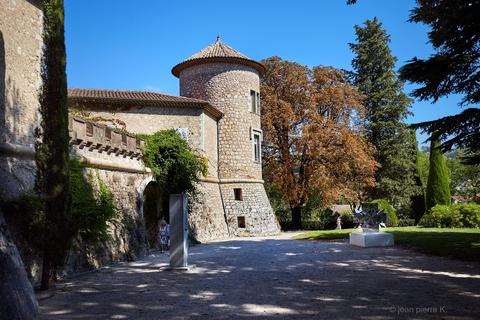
[0,0,43,199]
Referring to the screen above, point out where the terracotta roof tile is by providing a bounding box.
[186,36,250,61]
[172,37,266,77]
[68,88,223,119]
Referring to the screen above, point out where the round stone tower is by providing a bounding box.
[172,37,279,236]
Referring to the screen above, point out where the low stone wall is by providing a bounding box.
[64,117,150,275]
[63,167,149,275]
[189,180,229,243]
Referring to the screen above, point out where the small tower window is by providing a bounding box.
[234,188,243,201]
[256,92,260,115]
[249,90,260,114]
[253,132,261,162]
[237,216,246,228]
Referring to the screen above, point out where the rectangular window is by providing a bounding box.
[234,188,243,201]
[249,90,256,113]
[175,127,189,142]
[237,216,246,228]
[256,92,260,115]
[253,132,261,162]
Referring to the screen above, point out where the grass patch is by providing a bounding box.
[292,229,356,240]
[384,227,480,261]
[293,227,480,261]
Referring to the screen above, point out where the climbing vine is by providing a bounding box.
[69,159,119,243]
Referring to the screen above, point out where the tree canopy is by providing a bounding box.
[142,130,208,195]
[350,18,419,207]
[398,0,480,164]
[261,57,377,228]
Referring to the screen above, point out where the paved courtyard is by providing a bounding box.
[39,233,480,319]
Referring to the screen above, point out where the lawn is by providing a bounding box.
[293,227,480,261]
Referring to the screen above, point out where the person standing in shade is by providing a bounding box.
[158,219,168,253]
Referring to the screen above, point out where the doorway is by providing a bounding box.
[143,181,169,248]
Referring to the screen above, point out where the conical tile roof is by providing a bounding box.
[172,36,266,77]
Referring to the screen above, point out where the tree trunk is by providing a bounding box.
[291,207,302,230]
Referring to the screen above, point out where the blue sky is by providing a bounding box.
[64,0,465,145]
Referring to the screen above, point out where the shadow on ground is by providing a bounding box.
[39,237,480,319]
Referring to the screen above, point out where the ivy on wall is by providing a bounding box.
[69,159,118,243]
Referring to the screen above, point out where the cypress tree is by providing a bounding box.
[350,18,418,207]
[425,136,451,211]
[37,0,72,290]
[410,131,426,222]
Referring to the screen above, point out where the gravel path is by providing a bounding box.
[39,233,480,319]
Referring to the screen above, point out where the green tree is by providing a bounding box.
[410,131,426,222]
[350,18,419,207]
[399,0,480,164]
[261,57,377,229]
[445,150,480,201]
[426,136,451,211]
[36,0,72,290]
[142,130,208,195]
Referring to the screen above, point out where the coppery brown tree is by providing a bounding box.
[261,57,377,228]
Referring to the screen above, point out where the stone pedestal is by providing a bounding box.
[349,232,394,247]
[169,194,189,268]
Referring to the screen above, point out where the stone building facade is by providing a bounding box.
[0,0,42,314]
[0,5,279,289]
[70,37,280,241]
[173,39,279,236]
[68,90,230,243]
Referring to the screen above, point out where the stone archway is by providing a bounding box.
[141,180,170,249]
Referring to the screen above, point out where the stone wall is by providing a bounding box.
[221,182,279,236]
[203,112,219,178]
[73,105,218,174]
[180,63,262,180]
[70,106,231,242]
[64,166,149,274]
[0,0,43,199]
[68,116,150,273]
[189,181,229,243]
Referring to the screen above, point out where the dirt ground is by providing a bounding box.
[39,233,480,319]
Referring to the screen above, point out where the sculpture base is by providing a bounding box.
[349,232,394,247]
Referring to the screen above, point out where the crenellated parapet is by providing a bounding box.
[69,116,144,159]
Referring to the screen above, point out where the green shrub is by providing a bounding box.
[420,203,480,228]
[398,218,417,227]
[316,208,355,230]
[371,199,399,227]
[454,203,480,228]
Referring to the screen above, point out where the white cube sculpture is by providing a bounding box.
[349,231,394,247]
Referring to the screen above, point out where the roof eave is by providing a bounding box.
[172,56,266,77]
[67,97,223,120]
